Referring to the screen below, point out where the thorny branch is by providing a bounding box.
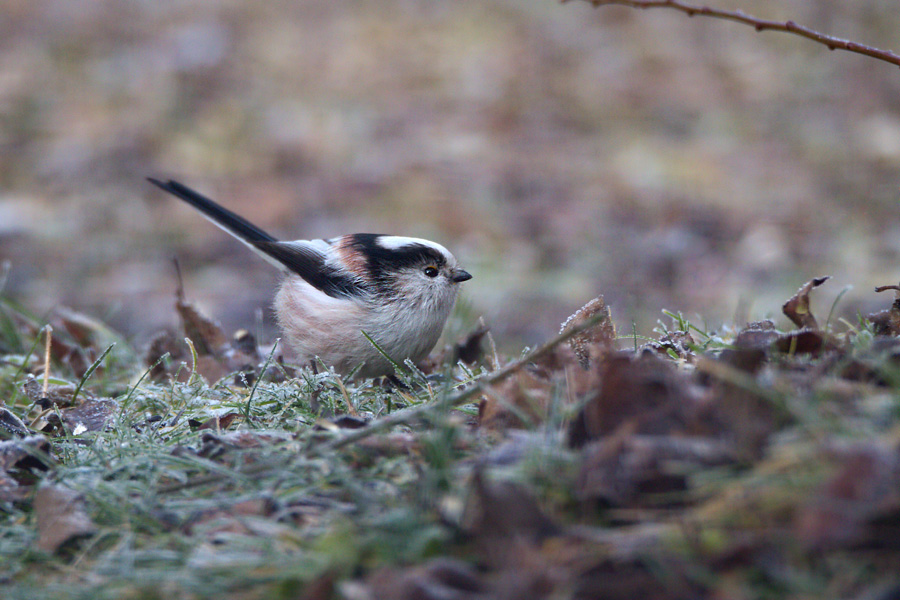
[564,0,900,69]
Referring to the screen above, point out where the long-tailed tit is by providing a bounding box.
[148,178,472,378]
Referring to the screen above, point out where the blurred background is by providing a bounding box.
[2,0,900,351]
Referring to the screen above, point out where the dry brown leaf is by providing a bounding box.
[144,278,259,383]
[733,320,780,350]
[731,319,837,357]
[53,306,110,348]
[773,328,836,356]
[578,433,736,509]
[196,430,290,459]
[649,330,696,360]
[0,436,51,471]
[577,352,701,442]
[14,307,113,380]
[715,347,767,375]
[61,397,116,434]
[186,354,229,384]
[869,283,900,336]
[22,377,87,409]
[365,558,486,600]
[782,276,830,330]
[21,378,115,435]
[195,412,243,431]
[795,442,900,550]
[478,369,553,431]
[0,436,52,502]
[454,324,489,365]
[34,484,96,553]
[418,323,490,374]
[144,330,184,380]
[0,407,31,438]
[181,497,278,536]
[176,280,230,356]
[693,356,790,459]
[460,468,559,569]
[559,295,616,370]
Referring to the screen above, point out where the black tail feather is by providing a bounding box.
[147,178,278,244]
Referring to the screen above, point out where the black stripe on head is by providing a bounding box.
[349,234,448,290]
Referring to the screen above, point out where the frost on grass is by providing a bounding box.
[6,280,900,597]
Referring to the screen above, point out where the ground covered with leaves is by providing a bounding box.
[4,279,900,600]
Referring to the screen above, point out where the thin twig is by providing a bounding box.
[324,310,611,450]
[565,0,900,69]
[42,325,52,397]
[155,311,611,492]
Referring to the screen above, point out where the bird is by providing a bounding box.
[148,178,472,378]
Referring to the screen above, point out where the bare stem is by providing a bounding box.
[42,325,53,397]
[324,310,610,450]
[565,0,900,68]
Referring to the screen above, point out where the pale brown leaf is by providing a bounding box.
[34,485,96,553]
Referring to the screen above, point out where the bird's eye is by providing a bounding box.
[423,266,439,278]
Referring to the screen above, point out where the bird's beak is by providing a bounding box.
[451,269,472,283]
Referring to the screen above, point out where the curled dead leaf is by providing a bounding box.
[144,330,183,381]
[869,283,900,336]
[782,276,830,330]
[734,320,780,350]
[53,306,111,349]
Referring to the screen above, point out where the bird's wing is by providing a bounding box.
[257,240,365,298]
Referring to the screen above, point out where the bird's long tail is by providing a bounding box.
[147,178,279,245]
[147,177,303,274]
[148,178,360,295]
